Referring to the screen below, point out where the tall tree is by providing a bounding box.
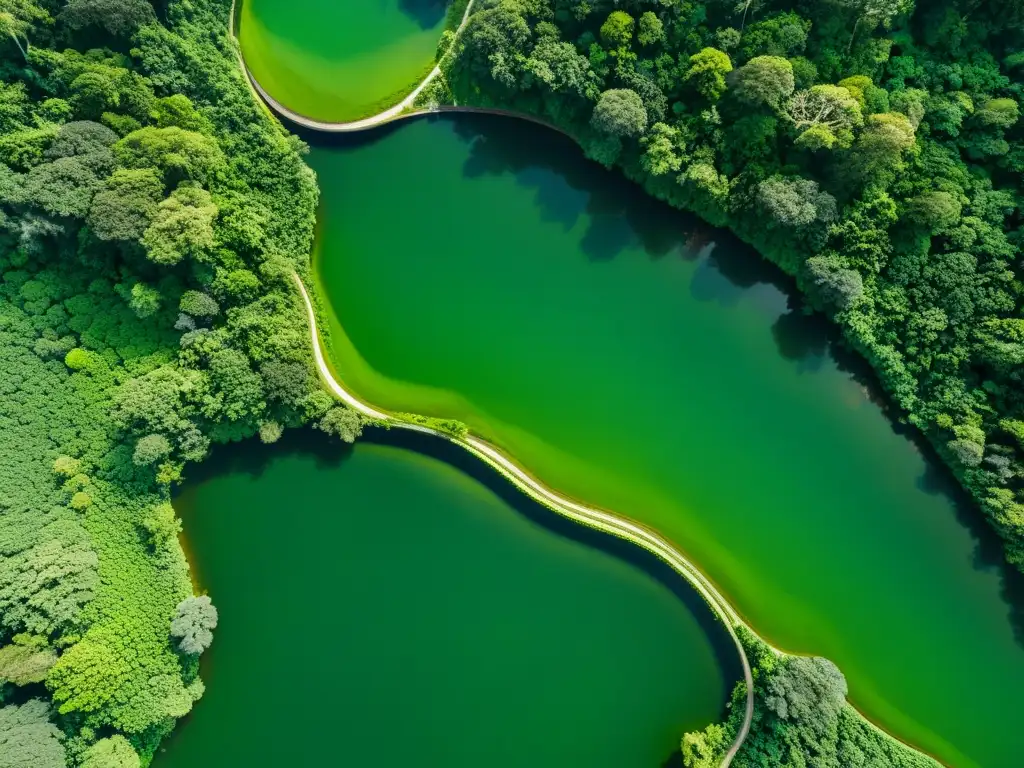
[170,595,218,655]
[731,56,794,110]
[591,89,648,137]
[80,736,140,768]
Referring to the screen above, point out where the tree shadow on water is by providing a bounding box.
[452,115,703,262]
[397,0,446,30]
[174,427,356,494]
[914,451,1024,650]
[767,303,1024,650]
[688,233,796,314]
[770,301,832,373]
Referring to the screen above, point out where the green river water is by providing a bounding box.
[307,116,1024,768]
[237,0,446,121]
[162,430,732,766]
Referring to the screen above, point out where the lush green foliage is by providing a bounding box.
[80,736,141,768]
[0,0,351,762]
[445,0,1024,573]
[395,412,471,439]
[0,699,66,768]
[316,405,366,443]
[682,630,939,767]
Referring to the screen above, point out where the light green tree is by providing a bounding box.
[731,56,794,109]
[640,122,684,176]
[684,48,733,101]
[599,10,633,49]
[637,12,664,46]
[0,699,66,768]
[170,595,218,655]
[80,736,140,768]
[142,186,217,265]
[132,434,172,466]
[141,502,182,548]
[317,406,364,444]
[681,722,726,767]
[128,281,161,319]
[0,636,57,685]
[786,85,863,149]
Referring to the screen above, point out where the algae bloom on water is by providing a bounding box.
[238,0,447,121]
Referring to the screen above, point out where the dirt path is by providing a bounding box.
[290,273,756,766]
[228,5,938,762]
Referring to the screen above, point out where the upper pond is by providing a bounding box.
[311,115,1024,768]
[160,430,732,766]
[238,0,446,121]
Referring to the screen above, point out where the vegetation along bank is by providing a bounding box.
[0,0,341,763]
[1,0,1020,765]
[430,0,1024,577]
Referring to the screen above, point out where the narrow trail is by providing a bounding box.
[290,273,756,766]
[233,0,759,754]
[228,2,944,764]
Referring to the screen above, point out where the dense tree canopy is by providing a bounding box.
[0,0,358,762]
[0,699,66,768]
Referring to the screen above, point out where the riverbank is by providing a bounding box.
[231,6,964,765]
[287,272,757,766]
[291,261,943,767]
[295,251,949,765]
[164,430,731,767]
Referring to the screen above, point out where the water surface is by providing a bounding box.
[161,430,731,766]
[239,0,446,121]
[311,115,1024,768]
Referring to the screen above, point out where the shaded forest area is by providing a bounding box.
[0,0,363,764]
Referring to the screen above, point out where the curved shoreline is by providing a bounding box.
[289,272,756,765]
[228,4,948,765]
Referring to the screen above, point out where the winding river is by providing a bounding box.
[306,116,1024,768]
[161,430,734,766]
[183,2,1024,766]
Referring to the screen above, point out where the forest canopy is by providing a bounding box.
[0,0,355,763]
[2,0,1022,765]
